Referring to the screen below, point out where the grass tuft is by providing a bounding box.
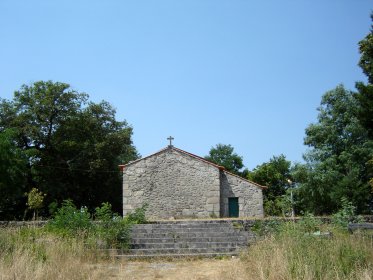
[242,222,373,280]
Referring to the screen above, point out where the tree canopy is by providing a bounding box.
[248,155,293,216]
[0,129,27,219]
[355,13,373,138]
[205,144,247,176]
[0,81,138,218]
[297,85,373,214]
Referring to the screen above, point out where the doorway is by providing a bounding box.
[228,197,239,218]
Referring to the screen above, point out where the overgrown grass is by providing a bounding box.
[1,209,373,279]
[0,227,105,280]
[0,202,149,279]
[242,222,373,280]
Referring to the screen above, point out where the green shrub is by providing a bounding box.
[332,197,364,229]
[93,202,131,249]
[47,200,147,249]
[47,200,92,236]
[251,218,283,236]
[298,212,321,233]
[124,203,148,224]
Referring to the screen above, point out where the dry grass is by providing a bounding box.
[240,225,373,280]
[1,225,373,280]
[0,228,105,280]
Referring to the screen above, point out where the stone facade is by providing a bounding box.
[121,146,264,219]
[220,172,264,217]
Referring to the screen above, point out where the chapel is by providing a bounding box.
[120,141,265,219]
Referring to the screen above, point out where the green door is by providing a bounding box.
[228,197,239,218]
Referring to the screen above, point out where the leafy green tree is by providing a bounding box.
[355,13,373,138]
[26,188,46,220]
[355,13,373,191]
[358,13,373,84]
[205,144,246,176]
[248,155,293,216]
[0,129,27,219]
[299,85,373,214]
[0,81,139,215]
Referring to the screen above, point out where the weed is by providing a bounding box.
[332,197,364,229]
[298,212,321,233]
[251,218,282,236]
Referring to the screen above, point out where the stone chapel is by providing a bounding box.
[120,143,265,220]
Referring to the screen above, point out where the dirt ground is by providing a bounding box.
[91,258,247,280]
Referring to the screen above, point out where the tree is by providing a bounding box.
[0,129,27,219]
[299,85,373,214]
[248,155,293,216]
[205,144,246,176]
[355,13,373,192]
[355,13,373,138]
[358,13,373,84]
[26,188,46,220]
[0,81,139,216]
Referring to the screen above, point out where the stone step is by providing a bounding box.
[131,236,248,244]
[109,252,240,259]
[129,231,248,239]
[130,227,241,234]
[131,241,247,249]
[123,221,251,259]
[131,223,236,229]
[112,247,241,255]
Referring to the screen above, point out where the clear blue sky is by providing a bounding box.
[0,1,372,169]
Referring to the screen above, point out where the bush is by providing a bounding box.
[93,202,131,249]
[332,197,364,229]
[298,212,321,233]
[47,200,91,236]
[125,203,148,224]
[251,218,283,236]
[47,200,148,249]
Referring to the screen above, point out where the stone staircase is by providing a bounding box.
[110,220,253,259]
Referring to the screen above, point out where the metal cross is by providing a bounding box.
[167,136,174,147]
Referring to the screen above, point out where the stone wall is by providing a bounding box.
[123,148,221,219]
[220,172,264,218]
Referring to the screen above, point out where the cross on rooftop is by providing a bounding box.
[167,136,174,147]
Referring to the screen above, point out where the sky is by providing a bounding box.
[0,1,372,169]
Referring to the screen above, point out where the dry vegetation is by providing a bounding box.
[1,223,373,280]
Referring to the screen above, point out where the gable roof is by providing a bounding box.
[119,146,266,189]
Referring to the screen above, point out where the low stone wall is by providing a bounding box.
[0,221,47,228]
[1,216,372,229]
